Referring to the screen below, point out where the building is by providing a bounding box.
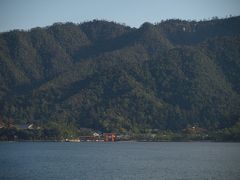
[103,133,116,142]
[17,124,34,130]
[93,132,100,137]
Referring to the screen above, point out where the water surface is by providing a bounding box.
[0,142,239,180]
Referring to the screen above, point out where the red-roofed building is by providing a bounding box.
[103,133,116,142]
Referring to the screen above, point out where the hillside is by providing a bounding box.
[0,16,240,135]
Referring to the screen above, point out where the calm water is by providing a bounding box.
[0,142,239,180]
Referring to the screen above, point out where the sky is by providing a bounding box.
[0,0,240,32]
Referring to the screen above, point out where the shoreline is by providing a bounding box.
[0,140,239,143]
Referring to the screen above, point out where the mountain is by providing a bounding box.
[0,17,240,133]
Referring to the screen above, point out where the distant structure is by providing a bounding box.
[103,133,116,142]
[93,132,100,138]
[0,121,4,129]
[17,124,34,130]
[78,132,116,142]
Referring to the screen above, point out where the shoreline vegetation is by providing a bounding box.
[0,124,240,142]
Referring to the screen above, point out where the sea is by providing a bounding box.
[0,141,239,180]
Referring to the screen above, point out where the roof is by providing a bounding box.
[17,124,34,130]
[103,133,116,135]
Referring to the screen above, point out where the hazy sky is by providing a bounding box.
[0,0,240,32]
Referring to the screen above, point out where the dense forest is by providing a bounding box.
[0,16,240,140]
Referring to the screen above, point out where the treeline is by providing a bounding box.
[0,124,94,141]
[0,127,61,141]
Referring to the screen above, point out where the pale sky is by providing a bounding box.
[0,0,240,32]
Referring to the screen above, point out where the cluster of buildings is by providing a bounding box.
[0,121,118,142]
[66,132,116,142]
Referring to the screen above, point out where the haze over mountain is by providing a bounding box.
[0,16,240,133]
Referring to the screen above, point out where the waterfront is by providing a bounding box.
[0,142,240,180]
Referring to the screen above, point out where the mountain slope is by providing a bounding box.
[0,17,240,133]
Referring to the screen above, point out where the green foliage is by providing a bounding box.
[0,17,240,137]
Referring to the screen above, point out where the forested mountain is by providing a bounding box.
[0,16,240,134]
